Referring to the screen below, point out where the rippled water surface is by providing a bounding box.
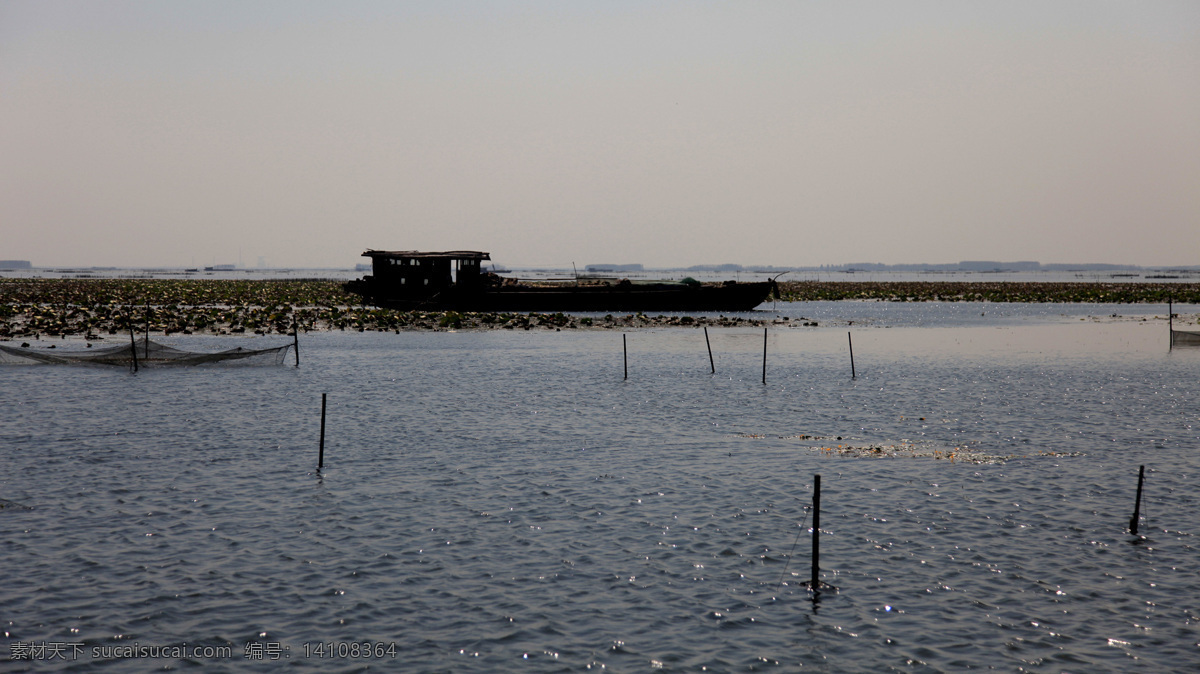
[3,303,1198,671]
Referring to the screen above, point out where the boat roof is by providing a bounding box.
[363,250,491,261]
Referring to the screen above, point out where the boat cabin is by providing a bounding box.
[362,250,491,299]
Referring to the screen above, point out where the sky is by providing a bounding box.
[2,1,1198,269]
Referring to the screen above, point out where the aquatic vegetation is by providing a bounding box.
[2,278,1196,339]
[0,279,637,337]
[776,281,1200,304]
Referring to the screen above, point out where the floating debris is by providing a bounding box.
[735,433,1082,464]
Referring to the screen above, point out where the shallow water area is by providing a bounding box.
[2,305,1198,671]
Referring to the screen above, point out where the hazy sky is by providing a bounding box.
[3,1,1198,268]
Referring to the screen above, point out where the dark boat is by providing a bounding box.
[344,250,776,312]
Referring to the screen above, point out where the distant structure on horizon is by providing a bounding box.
[659,261,1198,273]
[823,261,1185,273]
[585,263,644,273]
[0,260,32,269]
[958,260,1041,272]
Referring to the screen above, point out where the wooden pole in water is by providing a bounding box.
[762,328,768,384]
[623,333,628,380]
[292,315,300,366]
[318,393,327,469]
[144,303,150,359]
[811,474,821,590]
[1169,297,1173,350]
[704,326,714,374]
[1130,465,1144,534]
[129,323,138,373]
[848,331,856,379]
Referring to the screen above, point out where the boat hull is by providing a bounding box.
[352,281,774,313]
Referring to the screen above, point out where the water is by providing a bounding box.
[3,303,1198,671]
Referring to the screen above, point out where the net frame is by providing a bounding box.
[0,338,292,367]
[1171,329,1200,347]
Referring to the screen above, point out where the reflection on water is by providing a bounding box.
[2,305,1197,671]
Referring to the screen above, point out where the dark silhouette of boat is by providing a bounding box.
[344,250,776,312]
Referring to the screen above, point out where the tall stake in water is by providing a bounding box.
[1130,465,1145,534]
[129,323,139,373]
[811,474,821,591]
[318,393,327,470]
[623,334,628,380]
[762,328,768,385]
[704,326,714,374]
[292,315,300,366]
[848,331,856,379]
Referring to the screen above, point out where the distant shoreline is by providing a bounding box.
[774,280,1199,303]
[1,278,1197,339]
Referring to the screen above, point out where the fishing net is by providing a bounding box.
[1171,329,1200,347]
[0,338,292,367]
